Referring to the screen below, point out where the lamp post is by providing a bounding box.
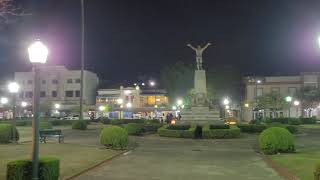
[117,98,123,119]
[286,96,292,118]
[255,80,261,120]
[294,100,300,118]
[223,98,230,119]
[28,40,48,180]
[8,82,19,144]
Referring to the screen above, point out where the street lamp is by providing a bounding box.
[54,103,60,109]
[294,100,300,117]
[117,98,123,118]
[177,99,183,106]
[8,82,19,144]
[28,40,48,180]
[286,96,292,117]
[223,98,230,105]
[21,101,27,107]
[1,97,8,104]
[99,105,105,111]
[126,102,132,108]
[149,81,155,87]
[172,106,177,110]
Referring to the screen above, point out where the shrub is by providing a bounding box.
[0,124,19,143]
[288,118,302,125]
[202,124,240,138]
[300,117,317,124]
[72,120,87,130]
[209,124,229,129]
[158,124,196,138]
[237,124,267,133]
[50,120,73,126]
[267,123,298,134]
[141,123,162,133]
[99,117,111,124]
[40,122,53,130]
[111,119,145,125]
[100,126,128,149]
[259,127,295,155]
[7,157,59,180]
[315,162,320,180]
[124,123,144,135]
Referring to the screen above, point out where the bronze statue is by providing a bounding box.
[187,43,211,70]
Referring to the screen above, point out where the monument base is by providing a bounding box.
[180,106,222,125]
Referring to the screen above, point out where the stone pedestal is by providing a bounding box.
[180,69,222,124]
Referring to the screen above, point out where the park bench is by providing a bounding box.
[39,129,64,143]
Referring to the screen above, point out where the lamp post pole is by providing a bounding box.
[32,65,40,180]
[79,0,85,120]
[12,94,16,143]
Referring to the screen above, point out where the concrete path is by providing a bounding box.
[75,135,282,180]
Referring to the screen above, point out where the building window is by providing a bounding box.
[52,91,57,97]
[271,87,280,93]
[67,79,73,83]
[65,91,73,97]
[42,80,46,84]
[52,79,58,84]
[256,88,263,97]
[75,90,80,97]
[40,91,46,97]
[19,92,24,98]
[27,80,32,84]
[25,91,33,98]
[75,79,81,83]
[288,87,297,96]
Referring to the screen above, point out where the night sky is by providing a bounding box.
[2,0,320,82]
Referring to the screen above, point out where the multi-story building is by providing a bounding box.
[14,65,99,113]
[96,86,169,118]
[243,72,320,121]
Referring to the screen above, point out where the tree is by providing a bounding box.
[297,86,320,109]
[256,92,288,114]
[0,0,27,24]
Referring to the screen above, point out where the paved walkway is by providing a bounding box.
[75,135,282,180]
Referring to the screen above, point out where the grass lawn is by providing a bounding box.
[271,128,320,180]
[300,124,320,129]
[0,124,120,180]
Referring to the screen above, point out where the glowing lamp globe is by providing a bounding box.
[21,101,27,107]
[1,97,8,104]
[286,96,292,102]
[8,82,19,93]
[294,100,300,106]
[99,105,105,111]
[126,102,132,108]
[54,103,60,109]
[177,99,183,106]
[28,41,48,63]
[117,98,123,105]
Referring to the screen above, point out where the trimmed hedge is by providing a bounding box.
[7,157,60,180]
[315,162,320,180]
[262,117,316,125]
[0,124,19,143]
[124,123,144,135]
[301,117,317,124]
[237,124,267,133]
[111,119,145,125]
[100,126,128,149]
[98,117,112,124]
[158,124,196,138]
[268,123,299,134]
[141,123,162,133]
[72,120,87,130]
[202,124,241,138]
[40,122,53,130]
[259,127,295,155]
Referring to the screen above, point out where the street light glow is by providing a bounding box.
[126,102,132,108]
[99,105,105,111]
[54,103,60,109]
[244,103,249,108]
[117,98,123,104]
[150,81,155,86]
[172,106,177,110]
[256,80,261,84]
[225,105,230,110]
[286,96,292,102]
[177,99,183,106]
[21,101,27,107]
[28,40,49,63]
[8,82,20,93]
[135,86,140,90]
[223,98,230,105]
[294,100,300,106]
[1,97,8,104]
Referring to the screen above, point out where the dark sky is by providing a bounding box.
[2,0,320,82]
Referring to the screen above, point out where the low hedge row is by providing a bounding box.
[7,157,60,180]
[262,117,317,125]
[0,119,91,127]
[237,124,298,134]
[124,123,144,135]
[72,120,87,130]
[202,124,240,138]
[111,119,146,125]
[158,124,196,138]
[0,124,19,143]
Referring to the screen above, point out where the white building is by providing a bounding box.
[14,65,99,112]
[242,72,320,121]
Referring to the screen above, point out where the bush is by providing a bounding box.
[100,126,128,149]
[209,124,229,129]
[98,117,111,124]
[0,124,19,143]
[288,118,302,125]
[7,157,59,180]
[72,120,87,130]
[315,162,320,179]
[40,122,53,130]
[124,123,144,135]
[259,127,295,155]
[111,119,145,125]
[267,123,298,134]
[141,123,162,133]
[158,124,196,138]
[300,117,317,124]
[202,124,240,138]
[237,124,267,133]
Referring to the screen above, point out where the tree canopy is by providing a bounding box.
[256,92,288,111]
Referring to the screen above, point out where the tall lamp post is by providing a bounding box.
[286,96,292,118]
[8,82,20,144]
[223,98,230,118]
[255,79,261,120]
[294,100,300,117]
[117,98,123,119]
[28,40,48,180]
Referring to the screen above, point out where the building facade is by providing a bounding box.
[96,86,169,118]
[14,65,99,112]
[243,72,320,121]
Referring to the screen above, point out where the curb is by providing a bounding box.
[64,149,130,180]
[260,153,300,180]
